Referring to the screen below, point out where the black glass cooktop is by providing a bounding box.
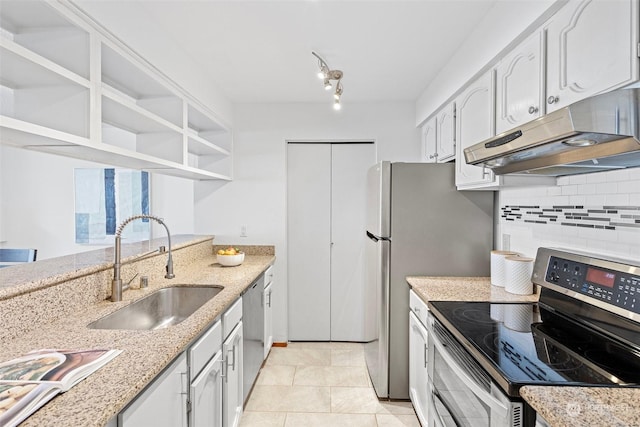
[429,300,640,395]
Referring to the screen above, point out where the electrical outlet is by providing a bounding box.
[240,225,247,237]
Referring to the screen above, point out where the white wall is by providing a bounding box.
[0,145,194,260]
[194,101,420,342]
[498,169,640,262]
[415,0,557,125]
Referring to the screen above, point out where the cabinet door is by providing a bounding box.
[545,0,638,112]
[409,312,429,427]
[263,282,273,360]
[191,351,223,427]
[455,70,497,188]
[119,354,187,427]
[223,322,243,427]
[495,31,545,134]
[436,103,455,162]
[421,116,437,163]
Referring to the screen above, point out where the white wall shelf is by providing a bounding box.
[0,0,233,182]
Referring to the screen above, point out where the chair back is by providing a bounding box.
[0,248,38,264]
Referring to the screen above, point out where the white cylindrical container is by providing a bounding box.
[504,304,534,332]
[491,250,519,287]
[505,256,534,295]
[490,304,504,322]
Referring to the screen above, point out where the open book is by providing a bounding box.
[0,349,121,427]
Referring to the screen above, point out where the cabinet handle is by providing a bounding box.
[267,291,272,308]
[414,307,420,314]
[180,372,188,395]
[482,166,491,178]
[547,96,559,105]
[424,343,428,368]
[528,106,539,114]
[428,153,438,159]
[221,356,226,379]
[227,346,236,371]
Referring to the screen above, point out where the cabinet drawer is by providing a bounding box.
[264,266,274,287]
[223,297,243,338]
[189,320,222,378]
[409,290,429,327]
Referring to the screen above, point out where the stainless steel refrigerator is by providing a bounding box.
[364,162,494,399]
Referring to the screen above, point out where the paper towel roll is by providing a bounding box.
[505,256,534,295]
[491,250,519,287]
[504,304,534,332]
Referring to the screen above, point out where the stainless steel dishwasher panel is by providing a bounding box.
[242,274,265,402]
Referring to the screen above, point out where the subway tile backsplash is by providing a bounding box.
[497,168,640,262]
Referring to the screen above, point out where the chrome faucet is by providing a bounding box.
[111,214,175,302]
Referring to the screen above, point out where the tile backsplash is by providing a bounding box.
[497,168,640,262]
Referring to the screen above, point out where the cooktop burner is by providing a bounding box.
[429,300,640,395]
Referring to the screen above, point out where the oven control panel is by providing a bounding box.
[545,256,640,314]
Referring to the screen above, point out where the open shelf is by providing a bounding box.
[0,0,90,79]
[102,43,183,127]
[0,0,232,182]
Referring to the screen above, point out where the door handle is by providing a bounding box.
[367,231,390,242]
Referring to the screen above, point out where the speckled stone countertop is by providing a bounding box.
[406,276,640,427]
[406,276,540,303]
[0,237,275,427]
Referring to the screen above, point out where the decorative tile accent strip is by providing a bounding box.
[501,205,640,230]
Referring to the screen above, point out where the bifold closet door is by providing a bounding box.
[287,143,332,341]
[330,143,376,341]
[287,142,375,342]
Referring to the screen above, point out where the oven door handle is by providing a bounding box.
[431,334,509,419]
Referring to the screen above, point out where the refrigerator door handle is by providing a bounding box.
[366,231,390,242]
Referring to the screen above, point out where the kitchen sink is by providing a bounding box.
[88,285,223,330]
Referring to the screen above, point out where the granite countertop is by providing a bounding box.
[0,242,275,427]
[406,275,639,427]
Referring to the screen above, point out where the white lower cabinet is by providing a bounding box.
[223,321,244,427]
[191,351,223,427]
[119,354,188,427]
[409,291,429,426]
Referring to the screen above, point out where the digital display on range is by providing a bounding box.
[586,267,616,288]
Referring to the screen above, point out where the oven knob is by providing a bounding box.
[550,272,559,283]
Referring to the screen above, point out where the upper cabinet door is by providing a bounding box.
[545,0,638,112]
[495,31,545,134]
[455,70,496,189]
[421,116,437,163]
[436,102,456,162]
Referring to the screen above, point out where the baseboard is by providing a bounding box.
[272,342,288,347]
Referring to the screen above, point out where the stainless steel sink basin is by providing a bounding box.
[88,285,223,330]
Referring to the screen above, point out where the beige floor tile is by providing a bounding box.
[256,365,296,386]
[239,411,286,427]
[331,387,384,414]
[265,347,331,366]
[376,414,422,427]
[378,400,418,415]
[331,348,366,367]
[288,342,364,350]
[293,366,370,387]
[244,385,331,413]
[284,413,377,426]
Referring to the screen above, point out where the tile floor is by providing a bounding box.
[239,342,421,427]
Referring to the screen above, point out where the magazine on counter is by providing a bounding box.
[0,349,121,427]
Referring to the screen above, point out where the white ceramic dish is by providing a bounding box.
[217,253,244,267]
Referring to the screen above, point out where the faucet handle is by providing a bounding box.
[140,276,149,289]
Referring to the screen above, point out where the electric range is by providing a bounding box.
[426,248,640,427]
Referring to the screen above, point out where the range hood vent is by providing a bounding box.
[464,88,640,176]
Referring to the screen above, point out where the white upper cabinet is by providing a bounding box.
[435,102,455,162]
[544,0,639,112]
[455,70,496,189]
[0,0,232,181]
[495,30,545,134]
[421,116,437,163]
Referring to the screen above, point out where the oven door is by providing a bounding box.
[427,314,522,427]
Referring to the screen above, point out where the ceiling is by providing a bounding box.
[74,1,500,105]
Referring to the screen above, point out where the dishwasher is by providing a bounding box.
[242,273,265,402]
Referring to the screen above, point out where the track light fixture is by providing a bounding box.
[312,51,344,110]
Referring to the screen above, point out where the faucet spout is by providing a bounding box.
[111,214,174,302]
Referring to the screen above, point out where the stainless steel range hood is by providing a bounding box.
[464,88,640,176]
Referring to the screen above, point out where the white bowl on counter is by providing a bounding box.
[217,252,244,267]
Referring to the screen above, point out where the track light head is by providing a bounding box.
[312,51,344,110]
